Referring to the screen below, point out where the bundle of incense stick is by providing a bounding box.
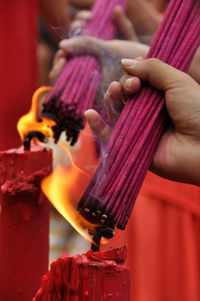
[42,0,127,145]
[78,0,200,230]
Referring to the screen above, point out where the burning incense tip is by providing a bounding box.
[91,227,114,252]
[24,131,47,151]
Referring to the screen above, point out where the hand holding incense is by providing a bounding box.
[78,0,200,230]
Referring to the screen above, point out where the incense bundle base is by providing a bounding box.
[33,246,130,301]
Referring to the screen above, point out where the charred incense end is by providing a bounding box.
[24,131,47,151]
[91,227,114,252]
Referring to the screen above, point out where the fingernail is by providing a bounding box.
[125,78,133,89]
[121,59,138,67]
[115,5,122,11]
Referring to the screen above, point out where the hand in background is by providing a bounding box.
[69,5,139,41]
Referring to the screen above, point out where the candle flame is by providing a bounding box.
[17,86,56,142]
[17,86,101,243]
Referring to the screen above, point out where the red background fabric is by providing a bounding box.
[110,172,200,301]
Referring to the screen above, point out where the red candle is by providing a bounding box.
[0,0,38,150]
[0,145,52,301]
[33,246,130,301]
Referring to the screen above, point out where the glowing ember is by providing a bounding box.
[17,86,56,142]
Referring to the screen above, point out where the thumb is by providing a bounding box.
[59,36,107,63]
[121,58,193,92]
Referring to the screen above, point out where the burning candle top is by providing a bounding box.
[16,85,108,248]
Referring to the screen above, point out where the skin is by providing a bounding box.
[49,7,149,86]
[39,0,168,43]
[85,58,200,187]
[49,8,200,186]
[50,6,200,85]
[69,6,139,41]
[152,0,169,12]
[126,0,162,41]
[69,0,164,41]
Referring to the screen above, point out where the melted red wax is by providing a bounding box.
[33,247,130,301]
[0,145,51,196]
[1,167,51,196]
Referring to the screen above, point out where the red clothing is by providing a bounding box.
[0,0,38,150]
[111,172,200,301]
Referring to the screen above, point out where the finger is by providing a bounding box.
[75,10,92,21]
[49,57,66,83]
[69,20,86,33]
[121,58,194,92]
[59,36,107,61]
[119,75,141,94]
[69,10,92,33]
[104,81,123,125]
[84,109,113,144]
[113,5,139,41]
[52,49,65,66]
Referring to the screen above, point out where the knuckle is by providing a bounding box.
[120,74,132,87]
[125,20,133,31]
[147,58,161,66]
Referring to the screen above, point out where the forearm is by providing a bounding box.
[40,0,70,42]
[106,40,149,60]
[126,0,162,38]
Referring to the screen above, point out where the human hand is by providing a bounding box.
[85,58,200,186]
[69,5,139,41]
[67,5,200,84]
[49,37,149,86]
[68,0,163,42]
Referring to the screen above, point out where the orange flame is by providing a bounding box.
[17,86,101,243]
[41,164,97,242]
[41,125,101,243]
[17,86,56,142]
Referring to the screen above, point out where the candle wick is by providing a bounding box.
[24,131,47,151]
[91,227,114,252]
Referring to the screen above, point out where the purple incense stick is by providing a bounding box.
[42,0,128,145]
[78,0,200,230]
